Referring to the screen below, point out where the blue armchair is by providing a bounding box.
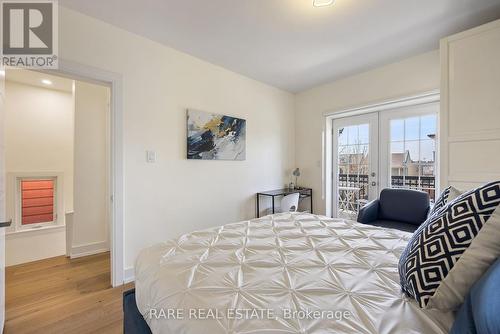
[357,188,430,233]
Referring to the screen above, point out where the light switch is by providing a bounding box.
[146,150,157,163]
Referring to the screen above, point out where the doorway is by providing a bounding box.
[0,62,124,333]
[330,98,439,219]
[2,69,111,269]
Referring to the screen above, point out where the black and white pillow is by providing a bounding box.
[429,186,462,217]
[399,181,500,310]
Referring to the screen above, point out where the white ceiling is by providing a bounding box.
[6,69,73,93]
[60,0,500,92]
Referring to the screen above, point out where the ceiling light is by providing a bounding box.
[41,79,53,85]
[313,0,335,7]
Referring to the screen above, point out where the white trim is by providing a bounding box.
[323,122,332,217]
[124,267,135,284]
[65,211,73,257]
[443,18,500,43]
[70,240,109,259]
[324,90,440,119]
[440,37,450,191]
[448,129,500,143]
[41,59,124,287]
[5,224,65,237]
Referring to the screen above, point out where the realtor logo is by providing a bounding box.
[1,0,58,68]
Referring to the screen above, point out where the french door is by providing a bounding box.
[332,102,439,219]
[379,103,439,203]
[332,113,379,220]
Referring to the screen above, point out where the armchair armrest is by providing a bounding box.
[357,199,379,224]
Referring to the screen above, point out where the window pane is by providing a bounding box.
[388,113,437,203]
[347,125,358,145]
[338,165,349,176]
[359,124,369,144]
[338,145,348,163]
[420,163,435,177]
[405,117,420,141]
[404,140,420,170]
[420,114,437,140]
[391,141,404,154]
[339,145,355,164]
[338,128,347,146]
[358,144,369,165]
[391,119,404,142]
[337,123,370,220]
[21,179,55,225]
[420,139,436,163]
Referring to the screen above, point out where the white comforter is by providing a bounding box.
[135,213,454,334]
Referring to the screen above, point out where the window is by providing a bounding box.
[389,114,437,202]
[18,177,57,228]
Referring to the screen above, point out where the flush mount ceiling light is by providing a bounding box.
[313,0,335,7]
[41,79,53,85]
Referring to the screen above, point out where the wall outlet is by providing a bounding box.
[146,150,157,163]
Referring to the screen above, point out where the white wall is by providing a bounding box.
[295,50,440,215]
[58,7,295,273]
[71,81,110,257]
[4,80,74,266]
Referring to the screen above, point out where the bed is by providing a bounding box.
[129,213,455,333]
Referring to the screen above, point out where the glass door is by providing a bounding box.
[379,103,439,203]
[332,113,378,220]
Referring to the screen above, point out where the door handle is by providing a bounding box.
[0,219,12,228]
[371,182,377,186]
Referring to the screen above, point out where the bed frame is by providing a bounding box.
[123,289,152,334]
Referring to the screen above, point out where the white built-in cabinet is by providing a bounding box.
[440,19,500,191]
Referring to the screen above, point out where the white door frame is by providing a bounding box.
[0,67,6,332]
[379,102,440,196]
[332,113,379,219]
[43,59,124,287]
[323,91,440,217]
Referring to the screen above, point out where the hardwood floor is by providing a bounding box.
[4,252,133,334]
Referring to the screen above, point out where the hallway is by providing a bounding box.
[4,252,133,334]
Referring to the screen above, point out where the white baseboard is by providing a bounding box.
[70,240,109,259]
[124,266,135,284]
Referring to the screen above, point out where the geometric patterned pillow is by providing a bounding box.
[399,181,500,310]
[428,186,463,218]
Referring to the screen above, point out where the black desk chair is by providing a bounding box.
[357,188,430,233]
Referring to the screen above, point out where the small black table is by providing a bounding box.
[256,188,313,218]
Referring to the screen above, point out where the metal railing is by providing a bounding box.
[338,174,436,201]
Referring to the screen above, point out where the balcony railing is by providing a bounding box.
[337,174,436,219]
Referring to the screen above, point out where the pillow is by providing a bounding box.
[450,257,500,334]
[398,181,500,310]
[429,186,463,217]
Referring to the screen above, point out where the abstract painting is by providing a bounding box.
[187,109,246,160]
